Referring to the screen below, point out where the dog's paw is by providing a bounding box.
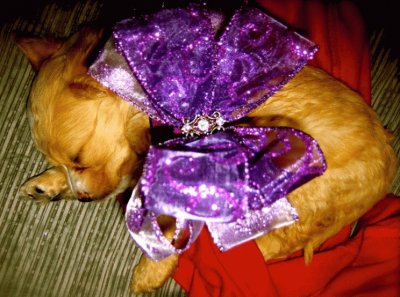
[19,167,72,202]
[131,254,178,294]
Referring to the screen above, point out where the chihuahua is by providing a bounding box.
[16,27,397,293]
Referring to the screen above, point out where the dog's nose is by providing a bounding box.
[77,191,94,202]
[78,197,94,203]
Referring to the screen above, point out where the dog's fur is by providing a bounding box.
[16,28,397,293]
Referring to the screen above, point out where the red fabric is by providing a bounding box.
[173,1,400,296]
[258,0,371,104]
[174,196,400,297]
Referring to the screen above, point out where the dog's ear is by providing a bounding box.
[62,27,104,77]
[13,32,64,71]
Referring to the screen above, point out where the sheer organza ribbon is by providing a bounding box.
[89,6,326,261]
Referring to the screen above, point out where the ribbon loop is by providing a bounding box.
[141,132,249,223]
[126,127,326,258]
[110,6,317,126]
[126,184,204,261]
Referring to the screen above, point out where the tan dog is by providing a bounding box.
[16,29,150,202]
[16,28,397,293]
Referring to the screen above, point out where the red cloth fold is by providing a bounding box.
[258,0,371,104]
[174,195,400,297]
[173,1,400,296]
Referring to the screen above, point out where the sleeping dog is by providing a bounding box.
[16,25,397,293]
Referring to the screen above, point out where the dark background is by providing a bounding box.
[355,0,399,61]
[1,0,398,61]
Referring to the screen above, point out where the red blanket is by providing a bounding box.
[173,1,400,296]
[174,195,400,296]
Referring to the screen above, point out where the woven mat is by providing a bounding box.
[0,1,398,297]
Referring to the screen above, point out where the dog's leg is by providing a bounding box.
[131,254,179,293]
[130,215,180,293]
[19,166,72,202]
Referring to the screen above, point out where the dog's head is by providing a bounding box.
[16,28,150,200]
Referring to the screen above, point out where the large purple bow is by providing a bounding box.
[89,6,326,260]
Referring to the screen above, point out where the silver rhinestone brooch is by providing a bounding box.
[181,111,225,136]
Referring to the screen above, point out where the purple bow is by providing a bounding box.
[89,6,326,260]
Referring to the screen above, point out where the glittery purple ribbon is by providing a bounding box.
[89,6,326,261]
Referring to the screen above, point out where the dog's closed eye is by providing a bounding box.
[73,166,87,173]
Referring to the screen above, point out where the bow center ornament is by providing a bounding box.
[182,112,225,136]
[89,6,327,261]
